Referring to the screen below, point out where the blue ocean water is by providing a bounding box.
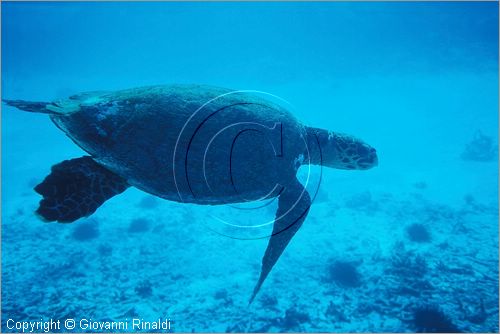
[1,1,498,332]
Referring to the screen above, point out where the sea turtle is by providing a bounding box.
[4,84,378,302]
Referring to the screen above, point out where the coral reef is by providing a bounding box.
[389,243,428,277]
[71,220,99,241]
[128,217,151,233]
[214,289,228,300]
[325,301,348,322]
[406,223,432,243]
[98,244,113,256]
[461,131,498,162]
[412,305,459,333]
[326,260,361,288]
[458,297,488,325]
[386,242,433,299]
[344,191,379,215]
[135,280,153,298]
[280,307,311,331]
[413,181,428,190]
[259,294,278,310]
[3,168,498,332]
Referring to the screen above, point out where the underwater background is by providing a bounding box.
[1,1,498,332]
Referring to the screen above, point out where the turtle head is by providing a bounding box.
[305,127,378,170]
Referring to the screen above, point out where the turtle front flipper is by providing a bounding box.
[34,156,129,223]
[249,179,311,304]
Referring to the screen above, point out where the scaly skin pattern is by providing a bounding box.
[50,84,310,205]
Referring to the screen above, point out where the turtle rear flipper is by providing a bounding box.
[35,156,129,223]
[249,179,311,304]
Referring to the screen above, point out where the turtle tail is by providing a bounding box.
[3,99,79,115]
[3,99,55,114]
